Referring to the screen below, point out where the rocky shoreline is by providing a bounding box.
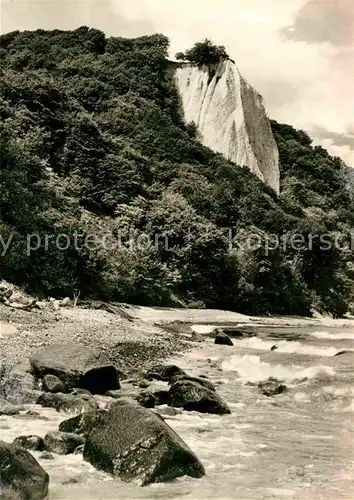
[1,283,353,498]
[0,328,233,498]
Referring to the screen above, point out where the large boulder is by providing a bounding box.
[30,343,120,394]
[83,403,205,485]
[0,441,49,500]
[168,380,231,414]
[146,365,187,382]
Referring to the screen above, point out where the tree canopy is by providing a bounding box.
[0,28,352,316]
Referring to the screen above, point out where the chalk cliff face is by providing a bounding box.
[175,60,280,194]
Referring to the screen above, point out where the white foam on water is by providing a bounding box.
[221,354,335,383]
[308,330,354,341]
[238,337,340,356]
[322,386,354,398]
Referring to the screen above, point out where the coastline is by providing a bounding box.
[128,304,354,329]
[1,301,353,370]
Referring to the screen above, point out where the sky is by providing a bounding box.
[1,0,353,167]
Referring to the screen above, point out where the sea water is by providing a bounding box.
[1,326,353,499]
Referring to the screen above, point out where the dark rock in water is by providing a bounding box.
[44,431,85,455]
[38,452,54,460]
[169,374,215,392]
[25,410,40,418]
[106,388,154,408]
[220,328,244,338]
[214,331,233,346]
[36,392,98,413]
[271,345,278,351]
[36,392,66,410]
[334,350,351,356]
[13,436,44,452]
[258,378,287,397]
[0,440,49,499]
[60,394,99,414]
[146,364,187,382]
[136,391,155,408]
[62,477,79,485]
[168,380,231,414]
[42,374,66,394]
[214,327,255,338]
[0,398,21,416]
[30,343,120,394]
[73,444,84,455]
[83,402,205,485]
[151,389,170,406]
[59,410,107,437]
[138,379,151,389]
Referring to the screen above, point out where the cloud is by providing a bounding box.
[311,127,354,168]
[282,0,354,46]
[1,0,155,37]
[313,127,354,150]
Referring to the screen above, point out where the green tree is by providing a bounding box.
[176,39,229,65]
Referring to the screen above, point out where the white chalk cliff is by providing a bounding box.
[175,60,280,194]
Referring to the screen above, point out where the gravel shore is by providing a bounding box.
[0,304,190,374]
[1,301,353,373]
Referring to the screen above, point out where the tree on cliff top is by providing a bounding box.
[176,39,229,65]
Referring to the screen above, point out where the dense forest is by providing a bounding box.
[0,27,353,316]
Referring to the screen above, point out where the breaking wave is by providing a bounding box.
[307,330,354,341]
[237,337,341,356]
[221,354,335,383]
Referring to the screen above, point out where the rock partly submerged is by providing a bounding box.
[12,435,44,452]
[36,391,99,413]
[168,374,216,392]
[214,330,234,346]
[43,431,85,455]
[258,378,287,397]
[81,402,205,485]
[169,379,231,414]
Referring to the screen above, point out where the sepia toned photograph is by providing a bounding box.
[0,1,353,498]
